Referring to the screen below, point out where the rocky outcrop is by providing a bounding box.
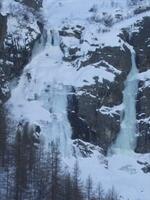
[136,81,150,153]
[0,1,43,156]
[0,1,42,95]
[80,45,131,74]
[15,0,42,10]
[16,122,41,146]
[129,17,150,153]
[0,14,10,104]
[66,31,132,152]
[115,17,150,153]
[0,14,7,47]
[130,17,150,72]
[73,79,124,152]
[65,15,150,153]
[137,160,150,173]
[74,17,150,153]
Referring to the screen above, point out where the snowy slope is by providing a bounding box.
[65,148,150,200]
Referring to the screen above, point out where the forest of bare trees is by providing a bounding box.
[0,127,120,200]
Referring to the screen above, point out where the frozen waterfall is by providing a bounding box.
[6,30,72,156]
[111,46,139,153]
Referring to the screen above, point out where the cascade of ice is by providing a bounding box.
[111,46,139,153]
[41,82,72,156]
[32,29,48,57]
[7,30,72,157]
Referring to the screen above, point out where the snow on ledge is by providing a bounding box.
[97,104,124,117]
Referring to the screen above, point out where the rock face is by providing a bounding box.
[0,1,42,151]
[131,17,150,72]
[65,29,132,152]
[0,1,42,104]
[58,10,150,153]
[0,14,10,104]
[66,16,150,153]
[0,14,7,47]
[15,0,42,10]
[130,17,150,153]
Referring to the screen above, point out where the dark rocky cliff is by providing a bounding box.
[65,17,150,153]
[131,17,150,153]
[0,1,42,105]
[0,0,43,163]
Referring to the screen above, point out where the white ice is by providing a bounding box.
[111,45,139,153]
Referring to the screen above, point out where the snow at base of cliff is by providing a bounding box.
[65,145,150,200]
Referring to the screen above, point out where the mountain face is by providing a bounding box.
[0,0,150,200]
